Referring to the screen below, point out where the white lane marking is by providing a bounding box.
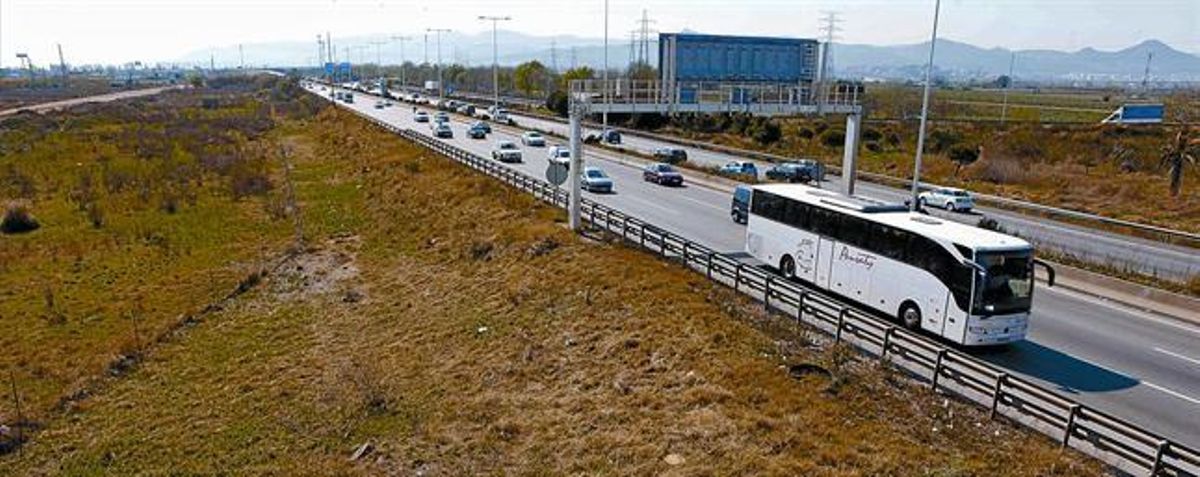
[1040,285,1200,338]
[1142,381,1200,406]
[1154,347,1200,367]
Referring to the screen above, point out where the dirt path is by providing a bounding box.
[0,85,183,117]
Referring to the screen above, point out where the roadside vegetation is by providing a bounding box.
[0,91,1103,474]
[0,76,326,455]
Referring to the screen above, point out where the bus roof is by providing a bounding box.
[753,184,1031,252]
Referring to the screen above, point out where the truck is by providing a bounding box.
[424,80,439,92]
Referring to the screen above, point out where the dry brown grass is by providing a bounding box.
[3,108,1105,475]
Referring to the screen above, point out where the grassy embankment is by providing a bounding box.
[0,89,1102,474]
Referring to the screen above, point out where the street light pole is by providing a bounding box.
[910,0,941,211]
[427,28,451,101]
[478,15,512,113]
[391,35,411,90]
[603,0,609,128]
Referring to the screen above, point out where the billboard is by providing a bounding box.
[659,33,819,84]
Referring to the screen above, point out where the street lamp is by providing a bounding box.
[478,15,512,112]
[391,35,412,90]
[910,0,941,211]
[426,28,451,101]
[603,0,609,128]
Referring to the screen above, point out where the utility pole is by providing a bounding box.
[370,40,387,86]
[550,39,558,73]
[634,10,656,66]
[478,15,512,113]
[317,35,325,73]
[817,11,842,109]
[423,33,429,65]
[602,0,609,128]
[426,28,451,101]
[1141,52,1153,93]
[910,0,941,211]
[239,44,244,70]
[1000,52,1015,123]
[56,44,68,86]
[571,46,577,70]
[391,35,411,90]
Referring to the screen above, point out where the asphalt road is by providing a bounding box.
[312,85,1200,449]
[508,113,1200,284]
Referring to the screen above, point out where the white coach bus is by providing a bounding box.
[745,184,1052,346]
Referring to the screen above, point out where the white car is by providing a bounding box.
[521,132,545,147]
[414,111,430,123]
[547,145,571,164]
[919,187,975,212]
[491,141,523,163]
[581,167,614,193]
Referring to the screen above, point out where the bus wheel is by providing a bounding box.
[899,303,922,331]
[780,255,796,280]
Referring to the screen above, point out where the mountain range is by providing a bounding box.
[177,31,1200,83]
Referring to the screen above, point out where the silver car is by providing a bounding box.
[919,187,975,212]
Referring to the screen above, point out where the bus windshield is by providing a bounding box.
[974,250,1034,315]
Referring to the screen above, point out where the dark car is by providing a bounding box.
[476,121,492,134]
[643,163,684,186]
[765,160,822,183]
[653,147,688,164]
[601,129,621,144]
[467,123,488,139]
[731,185,752,224]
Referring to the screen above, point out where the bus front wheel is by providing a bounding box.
[899,302,922,331]
[779,255,796,280]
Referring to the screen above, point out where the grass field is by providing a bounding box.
[0,85,1104,474]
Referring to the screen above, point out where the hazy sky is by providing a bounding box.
[1,0,1197,67]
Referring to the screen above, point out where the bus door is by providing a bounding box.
[815,237,834,290]
[921,290,948,334]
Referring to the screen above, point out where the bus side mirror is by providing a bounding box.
[1033,259,1055,287]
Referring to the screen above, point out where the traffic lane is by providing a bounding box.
[381,102,748,254]
[994,286,1200,446]
[321,86,1200,447]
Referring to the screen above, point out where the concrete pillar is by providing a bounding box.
[568,102,584,231]
[841,112,862,196]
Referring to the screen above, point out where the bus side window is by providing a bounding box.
[811,207,840,237]
[786,201,811,230]
[875,224,908,260]
[842,216,870,250]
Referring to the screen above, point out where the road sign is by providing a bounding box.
[545,162,569,186]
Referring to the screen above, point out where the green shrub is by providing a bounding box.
[819,129,846,148]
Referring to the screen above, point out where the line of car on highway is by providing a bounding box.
[317,81,978,215]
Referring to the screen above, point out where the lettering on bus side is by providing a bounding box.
[838,245,877,269]
[795,238,816,274]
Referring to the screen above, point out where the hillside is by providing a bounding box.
[0,82,1103,474]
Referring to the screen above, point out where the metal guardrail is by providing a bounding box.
[332,96,1200,477]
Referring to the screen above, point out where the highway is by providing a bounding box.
[507,113,1200,284]
[309,85,1200,448]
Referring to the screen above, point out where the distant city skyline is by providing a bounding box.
[1,0,1197,67]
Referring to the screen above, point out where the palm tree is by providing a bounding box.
[1159,129,1199,197]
